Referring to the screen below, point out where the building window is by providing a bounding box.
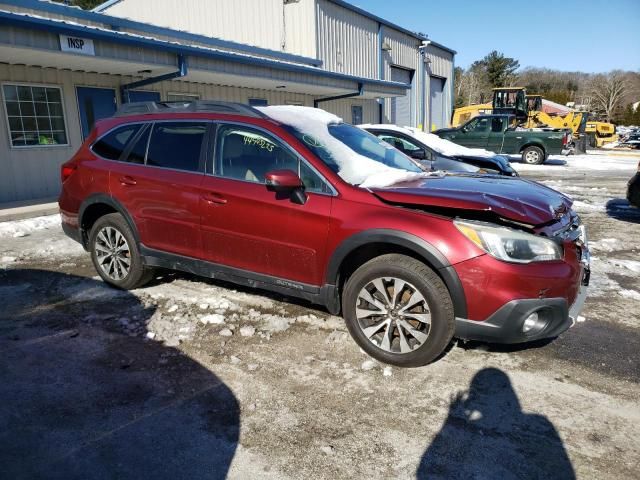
[248,98,268,107]
[2,84,68,147]
[167,93,200,102]
[351,105,363,125]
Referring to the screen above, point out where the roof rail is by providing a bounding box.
[113,100,267,118]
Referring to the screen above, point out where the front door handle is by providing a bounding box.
[202,192,228,205]
[119,176,137,186]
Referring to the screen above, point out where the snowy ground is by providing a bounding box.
[1,151,640,479]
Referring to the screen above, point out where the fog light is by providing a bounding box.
[523,312,542,333]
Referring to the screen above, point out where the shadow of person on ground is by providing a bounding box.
[0,269,239,480]
[416,367,575,480]
[606,198,640,224]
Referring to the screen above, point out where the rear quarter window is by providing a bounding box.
[92,124,141,160]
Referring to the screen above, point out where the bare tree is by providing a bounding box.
[590,73,627,122]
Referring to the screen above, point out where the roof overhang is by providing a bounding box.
[0,10,409,99]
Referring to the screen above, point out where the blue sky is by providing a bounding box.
[351,0,640,72]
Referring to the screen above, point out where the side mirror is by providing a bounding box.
[409,150,426,160]
[264,169,307,204]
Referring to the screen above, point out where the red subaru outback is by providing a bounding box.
[59,102,589,367]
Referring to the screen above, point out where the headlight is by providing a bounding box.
[454,219,563,263]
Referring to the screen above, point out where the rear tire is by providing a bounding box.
[522,146,545,165]
[342,254,455,367]
[89,213,154,290]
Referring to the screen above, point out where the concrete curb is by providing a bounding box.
[0,198,59,223]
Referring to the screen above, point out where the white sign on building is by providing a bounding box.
[59,35,95,56]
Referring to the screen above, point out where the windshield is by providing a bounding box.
[286,123,422,174]
[258,105,434,188]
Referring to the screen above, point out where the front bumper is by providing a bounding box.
[454,222,590,344]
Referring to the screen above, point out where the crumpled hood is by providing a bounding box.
[371,174,573,225]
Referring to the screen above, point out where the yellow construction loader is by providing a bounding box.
[585,121,618,148]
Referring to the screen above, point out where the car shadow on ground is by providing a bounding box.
[416,367,575,480]
[0,269,239,480]
[605,198,640,224]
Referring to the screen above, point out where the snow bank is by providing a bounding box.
[0,214,60,238]
[258,106,437,187]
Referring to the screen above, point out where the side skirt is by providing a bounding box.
[139,245,340,314]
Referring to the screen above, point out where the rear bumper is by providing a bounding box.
[61,220,84,246]
[455,285,588,344]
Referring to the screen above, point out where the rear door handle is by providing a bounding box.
[202,192,227,205]
[119,176,137,186]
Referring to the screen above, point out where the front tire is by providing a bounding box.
[522,146,545,165]
[89,213,154,290]
[342,254,455,367]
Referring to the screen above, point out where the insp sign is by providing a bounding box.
[59,35,95,56]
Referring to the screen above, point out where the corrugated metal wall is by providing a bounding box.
[318,98,378,124]
[315,0,378,78]
[0,64,314,203]
[103,0,318,59]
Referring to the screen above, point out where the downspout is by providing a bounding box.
[419,41,430,131]
[450,53,455,128]
[313,83,364,108]
[378,23,384,123]
[121,54,188,103]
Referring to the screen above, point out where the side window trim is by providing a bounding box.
[119,122,151,163]
[209,121,337,196]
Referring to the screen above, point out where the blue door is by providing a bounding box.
[128,90,161,102]
[76,87,117,139]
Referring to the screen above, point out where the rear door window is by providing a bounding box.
[146,122,207,172]
[92,124,141,160]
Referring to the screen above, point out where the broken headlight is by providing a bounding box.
[454,220,563,264]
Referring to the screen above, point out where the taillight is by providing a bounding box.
[562,133,569,146]
[61,164,77,183]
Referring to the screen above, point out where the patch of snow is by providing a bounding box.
[382,366,393,377]
[219,328,233,337]
[229,355,241,365]
[572,200,605,212]
[576,316,586,323]
[200,314,225,325]
[239,325,256,337]
[1,256,17,264]
[361,359,377,371]
[590,238,621,252]
[0,214,61,238]
[258,106,438,187]
[620,290,640,301]
[610,259,640,273]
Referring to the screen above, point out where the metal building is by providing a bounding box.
[0,0,455,203]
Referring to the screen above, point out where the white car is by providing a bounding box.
[359,124,518,176]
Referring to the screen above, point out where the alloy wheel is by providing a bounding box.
[525,150,540,163]
[355,277,432,354]
[94,226,131,281]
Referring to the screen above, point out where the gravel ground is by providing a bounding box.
[1,152,639,479]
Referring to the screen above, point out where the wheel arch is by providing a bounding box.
[326,230,467,319]
[79,194,140,248]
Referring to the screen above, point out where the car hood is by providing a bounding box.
[370,174,572,226]
[452,154,514,172]
[433,127,458,135]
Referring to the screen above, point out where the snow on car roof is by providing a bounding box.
[359,123,498,159]
[258,106,438,188]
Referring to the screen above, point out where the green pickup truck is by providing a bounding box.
[434,114,569,164]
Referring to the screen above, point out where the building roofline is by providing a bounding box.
[327,0,456,55]
[0,9,410,93]
[0,0,323,67]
